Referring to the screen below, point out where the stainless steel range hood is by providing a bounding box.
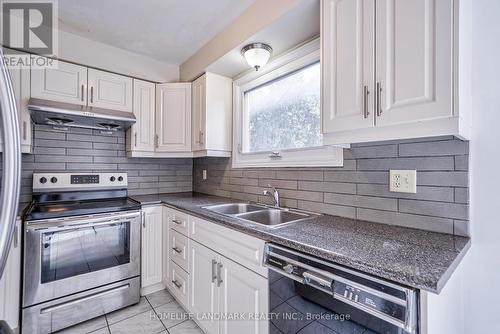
[28,98,136,131]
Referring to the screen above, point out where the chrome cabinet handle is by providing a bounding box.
[199,130,204,145]
[155,134,159,148]
[90,86,94,103]
[211,259,217,283]
[172,218,182,225]
[142,212,146,228]
[172,246,182,254]
[363,85,370,119]
[217,262,223,287]
[172,279,182,289]
[376,82,383,116]
[22,121,27,140]
[81,84,84,102]
[134,132,137,147]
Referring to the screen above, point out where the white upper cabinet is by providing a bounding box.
[156,83,192,152]
[31,58,87,106]
[192,72,232,157]
[128,79,156,153]
[87,68,133,112]
[1,48,32,153]
[322,0,467,144]
[375,0,452,126]
[322,0,375,133]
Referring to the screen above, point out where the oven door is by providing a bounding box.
[23,210,141,307]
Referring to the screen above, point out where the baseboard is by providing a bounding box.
[140,282,165,296]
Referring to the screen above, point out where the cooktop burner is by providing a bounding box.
[25,172,140,222]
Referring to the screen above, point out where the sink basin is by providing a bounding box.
[236,209,311,227]
[203,203,267,215]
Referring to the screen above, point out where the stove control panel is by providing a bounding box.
[33,173,128,192]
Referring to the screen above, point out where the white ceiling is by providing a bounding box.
[206,0,320,78]
[57,0,256,65]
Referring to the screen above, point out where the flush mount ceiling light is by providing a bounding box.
[241,43,273,71]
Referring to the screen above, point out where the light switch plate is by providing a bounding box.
[202,169,207,180]
[389,170,417,193]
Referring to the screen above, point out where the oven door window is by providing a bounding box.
[41,222,131,283]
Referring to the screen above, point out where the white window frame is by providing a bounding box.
[232,38,343,168]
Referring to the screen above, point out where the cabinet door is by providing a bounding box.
[189,240,219,334]
[129,79,155,152]
[218,256,269,334]
[375,0,453,126]
[1,48,31,153]
[155,83,192,152]
[0,220,21,330]
[322,0,375,134]
[192,74,206,151]
[31,57,87,105]
[87,68,133,112]
[141,206,163,288]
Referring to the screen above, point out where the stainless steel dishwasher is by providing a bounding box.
[264,244,419,334]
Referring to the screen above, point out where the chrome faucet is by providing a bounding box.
[263,184,280,207]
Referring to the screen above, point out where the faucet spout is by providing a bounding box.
[263,184,280,207]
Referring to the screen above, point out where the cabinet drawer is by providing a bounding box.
[189,216,267,277]
[170,210,189,236]
[168,260,189,309]
[170,230,189,272]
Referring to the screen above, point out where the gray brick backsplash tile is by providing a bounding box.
[15,125,192,201]
[194,136,469,235]
[356,209,454,234]
[298,181,356,194]
[324,171,389,184]
[357,157,454,171]
[454,188,469,204]
[259,178,298,190]
[399,199,469,220]
[298,200,356,219]
[399,140,469,157]
[418,172,468,187]
[349,144,398,159]
[356,184,455,202]
[324,193,398,211]
[454,155,469,171]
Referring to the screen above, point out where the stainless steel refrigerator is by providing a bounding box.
[0,48,22,334]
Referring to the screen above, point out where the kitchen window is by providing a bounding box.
[233,38,343,168]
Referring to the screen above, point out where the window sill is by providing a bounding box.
[231,145,344,169]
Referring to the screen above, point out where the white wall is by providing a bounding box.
[462,0,500,332]
[58,29,179,83]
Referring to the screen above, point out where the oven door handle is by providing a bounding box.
[27,211,140,232]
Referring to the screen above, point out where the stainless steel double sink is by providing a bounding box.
[202,203,316,228]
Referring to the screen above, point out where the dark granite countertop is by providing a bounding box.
[131,192,470,293]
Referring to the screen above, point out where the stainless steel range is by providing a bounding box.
[22,173,142,334]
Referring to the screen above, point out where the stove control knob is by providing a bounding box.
[283,264,294,274]
[39,177,47,184]
[50,177,58,184]
[118,176,123,182]
[110,176,116,182]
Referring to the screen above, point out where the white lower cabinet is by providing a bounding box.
[160,207,269,334]
[141,205,163,293]
[0,219,21,331]
[218,256,269,334]
[189,240,219,334]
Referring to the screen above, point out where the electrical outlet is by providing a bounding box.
[202,169,207,180]
[389,170,417,193]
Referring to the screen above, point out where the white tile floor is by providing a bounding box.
[55,289,203,334]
